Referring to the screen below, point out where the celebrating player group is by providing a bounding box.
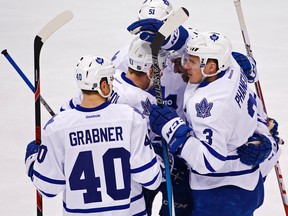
[24,0,284,215]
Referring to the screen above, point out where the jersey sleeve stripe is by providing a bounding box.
[191,165,259,177]
[226,155,240,160]
[204,155,216,172]
[63,201,130,213]
[130,193,143,203]
[257,117,267,126]
[200,141,226,161]
[131,156,157,173]
[141,171,161,187]
[39,189,57,198]
[33,169,66,185]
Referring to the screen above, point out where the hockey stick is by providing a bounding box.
[150,7,189,216]
[33,10,73,216]
[1,49,55,117]
[234,1,288,215]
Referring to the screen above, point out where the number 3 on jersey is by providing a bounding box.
[69,148,131,204]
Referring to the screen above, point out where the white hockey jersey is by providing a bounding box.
[181,58,280,191]
[33,102,162,215]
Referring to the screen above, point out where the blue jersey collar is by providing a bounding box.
[198,70,226,88]
[121,72,137,87]
[75,101,110,112]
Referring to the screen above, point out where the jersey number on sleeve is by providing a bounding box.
[69,148,130,204]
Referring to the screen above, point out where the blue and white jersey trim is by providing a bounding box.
[63,201,130,213]
[191,165,259,177]
[34,170,66,185]
[131,157,157,173]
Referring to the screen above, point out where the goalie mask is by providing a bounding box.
[128,37,168,89]
[183,31,232,77]
[75,55,115,98]
[138,0,174,21]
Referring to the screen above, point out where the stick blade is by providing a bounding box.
[151,7,189,55]
[38,10,73,42]
[159,7,189,38]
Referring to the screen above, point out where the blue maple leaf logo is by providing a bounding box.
[210,33,219,42]
[195,98,213,118]
[96,57,104,65]
[141,98,152,116]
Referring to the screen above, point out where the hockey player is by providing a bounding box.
[59,37,192,215]
[148,31,282,216]
[25,55,163,215]
[110,35,192,215]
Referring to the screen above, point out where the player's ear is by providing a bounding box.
[100,78,109,95]
[206,60,218,74]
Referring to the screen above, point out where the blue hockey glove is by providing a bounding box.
[237,133,272,166]
[127,18,189,51]
[232,52,257,83]
[128,18,163,42]
[268,117,284,148]
[149,104,192,153]
[25,140,39,179]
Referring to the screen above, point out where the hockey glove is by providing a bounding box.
[25,140,39,179]
[127,18,189,51]
[268,117,284,149]
[170,155,190,185]
[128,18,163,41]
[237,133,272,166]
[149,104,192,153]
[153,143,189,185]
[232,52,257,83]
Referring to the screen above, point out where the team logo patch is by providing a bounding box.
[141,98,152,116]
[133,107,145,119]
[195,98,213,119]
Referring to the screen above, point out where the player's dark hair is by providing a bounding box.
[81,77,108,95]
